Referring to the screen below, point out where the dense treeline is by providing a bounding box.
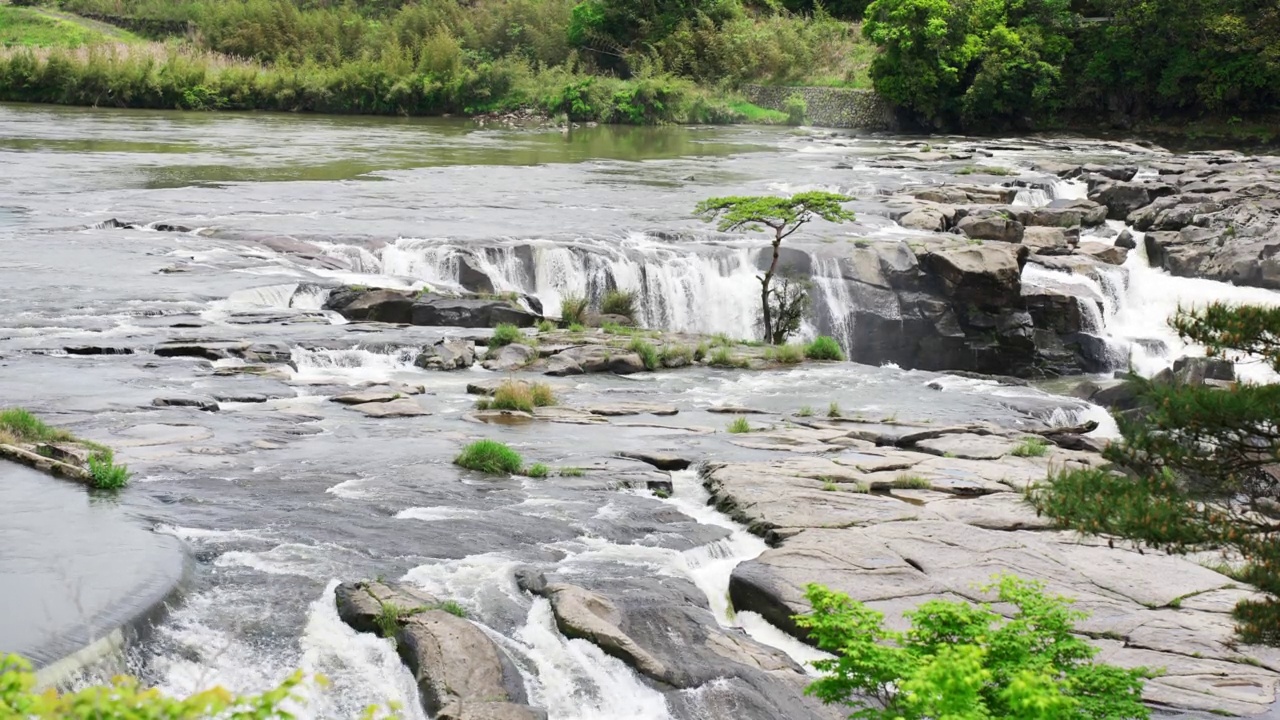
[0,0,867,122]
[861,0,1280,130]
[0,0,1276,129]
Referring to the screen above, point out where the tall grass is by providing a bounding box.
[0,408,75,444]
[488,380,557,413]
[454,439,523,474]
[805,336,845,361]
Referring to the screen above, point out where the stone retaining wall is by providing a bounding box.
[742,85,899,130]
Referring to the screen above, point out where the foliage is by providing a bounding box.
[454,439,524,474]
[0,407,75,444]
[892,473,931,489]
[490,380,557,413]
[796,405,814,417]
[727,416,752,433]
[559,466,586,476]
[537,319,556,333]
[559,294,590,326]
[0,7,99,48]
[783,92,807,125]
[524,462,550,478]
[707,346,747,368]
[490,323,522,348]
[1031,302,1280,645]
[435,599,469,618]
[827,401,841,417]
[861,0,1075,128]
[805,335,845,361]
[1011,436,1049,457]
[728,100,788,124]
[696,192,854,343]
[0,653,311,719]
[659,344,694,366]
[766,343,805,364]
[87,450,130,489]
[769,275,811,345]
[628,338,660,370]
[601,289,637,319]
[795,576,1152,720]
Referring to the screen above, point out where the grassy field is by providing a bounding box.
[0,5,140,48]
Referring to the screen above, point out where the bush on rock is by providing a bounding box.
[455,439,524,474]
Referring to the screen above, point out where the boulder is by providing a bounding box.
[153,339,250,360]
[556,345,613,373]
[334,582,537,719]
[607,353,647,375]
[331,390,400,405]
[1012,200,1108,228]
[151,397,219,411]
[416,340,476,370]
[1114,229,1137,249]
[955,214,1024,243]
[481,344,537,371]
[920,244,1027,307]
[1077,242,1129,265]
[544,353,583,376]
[411,295,540,328]
[457,256,496,295]
[586,403,679,417]
[898,207,950,232]
[1091,181,1173,220]
[1172,356,1236,385]
[618,450,693,471]
[324,288,417,323]
[349,398,430,417]
[1022,226,1075,254]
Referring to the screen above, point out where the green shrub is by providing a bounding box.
[559,294,589,326]
[783,92,807,125]
[796,405,814,417]
[87,450,130,489]
[0,407,74,444]
[0,652,306,717]
[659,344,693,366]
[490,323,522,347]
[827,401,841,418]
[805,336,845,361]
[628,338,659,370]
[568,323,587,332]
[454,439,523,474]
[559,466,586,477]
[435,599,468,618]
[796,575,1152,719]
[1011,436,1049,457]
[767,343,805,364]
[601,289,636,319]
[490,380,556,413]
[694,342,709,362]
[524,462,549,478]
[537,319,556,333]
[727,416,751,433]
[707,346,747,368]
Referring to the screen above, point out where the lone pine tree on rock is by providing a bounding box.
[695,191,855,344]
[1034,302,1280,645]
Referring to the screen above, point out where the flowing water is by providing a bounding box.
[2,104,1279,717]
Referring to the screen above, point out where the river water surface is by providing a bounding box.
[3,104,1278,718]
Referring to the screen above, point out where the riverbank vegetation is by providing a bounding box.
[455,439,524,474]
[1033,303,1280,645]
[0,407,131,489]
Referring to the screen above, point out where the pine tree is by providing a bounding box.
[1033,302,1280,645]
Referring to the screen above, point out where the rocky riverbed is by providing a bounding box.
[2,104,1279,718]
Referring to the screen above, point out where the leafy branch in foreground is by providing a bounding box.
[1033,302,1280,645]
[795,576,1152,720]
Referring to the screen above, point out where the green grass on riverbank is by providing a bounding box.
[0,6,96,47]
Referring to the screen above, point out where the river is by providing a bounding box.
[2,103,1278,718]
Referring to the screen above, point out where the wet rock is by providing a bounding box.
[920,243,1027,307]
[1082,163,1139,182]
[587,313,634,328]
[1023,286,1093,335]
[413,295,541,328]
[1012,199,1108,228]
[334,582,537,719]
[586,403,679,417]
[64,345,134,356]
[607,353,647,375]
[1114,228,1136,249]
[898,206,950,232]
[481,343,537,371]
[1021,226,1074,255]
[151,397,219,412]
[956,213,1024,243]
[331,390,400,405]
[153,339,249,360]
[1172,355,1236,385]
[1076,241,1128,265]
[618,451,692,470]
[912,433,1018,460]
[555,345,612,374]
[213,393,269,403]
[323,288,417,323]
[707,405,773,415]
[349,398,429,417]
[903,185,1017,205]
[543,353,583,376]
[416,340,476,370]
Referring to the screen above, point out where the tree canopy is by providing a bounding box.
[1034,302,1280,646]
[694,191,855,237]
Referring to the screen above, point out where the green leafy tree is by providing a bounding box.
[695,192,853,344]
[1033,302,1280,645]
[861,0,1075,128]
[795,576,1152,720]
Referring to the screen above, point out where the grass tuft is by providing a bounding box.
[1011,437,1049,458]
[524,462,549,478]
[827,402,842,418]
[537,319,556,333]
[707,346,748,369]
[805,336,846,361]
[628,338,659,370]
[559,295,589,326]
[489,323,522,348]
[87,450,130,489]
[893,474,932,489]
[601,289,637,319]
[454,439,523,474]
[489,380,556,413]
[766,343,805,364]
[727,416,751,434]
[796,405,814,417]
[659,344,693,366]
[559,467,586,477]
[0,407,75,444]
